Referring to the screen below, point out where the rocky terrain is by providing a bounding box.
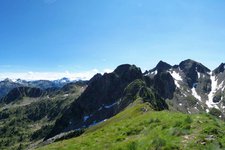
[0,59,225,149]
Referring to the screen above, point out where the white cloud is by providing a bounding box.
[0,69,113,81]
[103,69,113,73]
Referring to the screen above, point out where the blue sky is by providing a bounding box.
[1,0,225,80]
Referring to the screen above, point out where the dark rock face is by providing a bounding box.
[118,79,168,111]
[0,79,21,99]
[144,61,172,76]
[153,72,176,99]
[179,59,210,88]
[46,64,143,139]
[1,87,44,104]
[213,63,225,75]
[114,64,143,83]
[155,61,172,73]
[139,86,168,110]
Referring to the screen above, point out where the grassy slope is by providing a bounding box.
[38,100,225,150]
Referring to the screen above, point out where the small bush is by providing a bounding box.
[127,141,137,150]
[125,126,143,136]
[170,128,189,136]
[202,126,220,135]
[209,108,222,118]
[184,116,193,124]
[174,121,182,127]
[149,118,161,124]
[152,137,166,149]
[115,135,125,142]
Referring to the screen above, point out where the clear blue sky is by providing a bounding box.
[1,0,225,74]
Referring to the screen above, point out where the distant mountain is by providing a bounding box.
[1,60,225,150]
[0,77,74,99]
[0,78,22,100]
[1,87,44,104]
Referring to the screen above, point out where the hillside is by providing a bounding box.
[38,101,225,150]
[0,83,87,150]
[45,61,225,141]
[0,60,225,150]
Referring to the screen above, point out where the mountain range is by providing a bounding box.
[0,77,74,99]
[45,59,225,140]
[0,59,225,150]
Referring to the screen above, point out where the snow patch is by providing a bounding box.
[207,73,219,108]
[183,93,187,97]
[104,102,118,109]
[174,80,180,88]
[145,70,157,76]
[222,86,225,91]
[187,108,191,114]
[89,119,108,127]
[191,87,202,101]
[152,70,157,75]
[83,116,90,122]
[197,72,201,79]
[63,94,69,97]
[97,102,118,111]
[98,107,103,111]
[194,107,198,110]
[170,71,182,81]
[170,71,182,88]
[218,81,224,89]
[179,103,182,106]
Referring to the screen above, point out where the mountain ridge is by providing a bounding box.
[0,59,225,149]
[0,77,82,99]
[45,59,225,140]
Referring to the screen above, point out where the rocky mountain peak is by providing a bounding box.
[155,60,172,72]
[179,59,210,73]
[178,59,210,88]
[144,61,172,77]
[3,78,14,83]
[114,64,142,82]
[45,64,144,139]
[89,73,102,82]
[213,63,225,75]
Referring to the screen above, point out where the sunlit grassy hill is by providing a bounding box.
[39,101,225,150]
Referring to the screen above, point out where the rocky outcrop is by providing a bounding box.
[179,59,210,88]
[213,63,225,75]
[1,87,44,104]
[45,64,145,139]
[144,61,172,76]
[153,72,176,99]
